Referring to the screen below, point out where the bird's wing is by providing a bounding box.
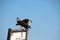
[22,19,29,24]
[22,21,28,26]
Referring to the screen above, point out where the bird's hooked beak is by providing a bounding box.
[29,20,32,23]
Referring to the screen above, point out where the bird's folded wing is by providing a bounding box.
[22,21,28,26]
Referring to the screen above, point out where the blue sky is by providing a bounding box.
[0,0,60,40]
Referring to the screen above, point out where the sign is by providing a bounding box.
[7,28,28,40]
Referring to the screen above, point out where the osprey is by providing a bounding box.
[16,18,32,30]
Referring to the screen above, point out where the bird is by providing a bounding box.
[22,19,32,24]
[16,18,32,30]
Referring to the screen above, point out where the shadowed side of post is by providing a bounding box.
[7,28,11,40]
[25,30,28,40]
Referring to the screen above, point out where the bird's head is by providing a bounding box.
[29,19,32,23]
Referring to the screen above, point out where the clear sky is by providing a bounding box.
[0,0,60,40]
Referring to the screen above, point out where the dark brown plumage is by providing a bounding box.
[16,18,32,30]
[22,19,32,24]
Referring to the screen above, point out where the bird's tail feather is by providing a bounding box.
[25,26,31,30]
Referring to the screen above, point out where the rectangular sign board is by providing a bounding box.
[7,28,28,40]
